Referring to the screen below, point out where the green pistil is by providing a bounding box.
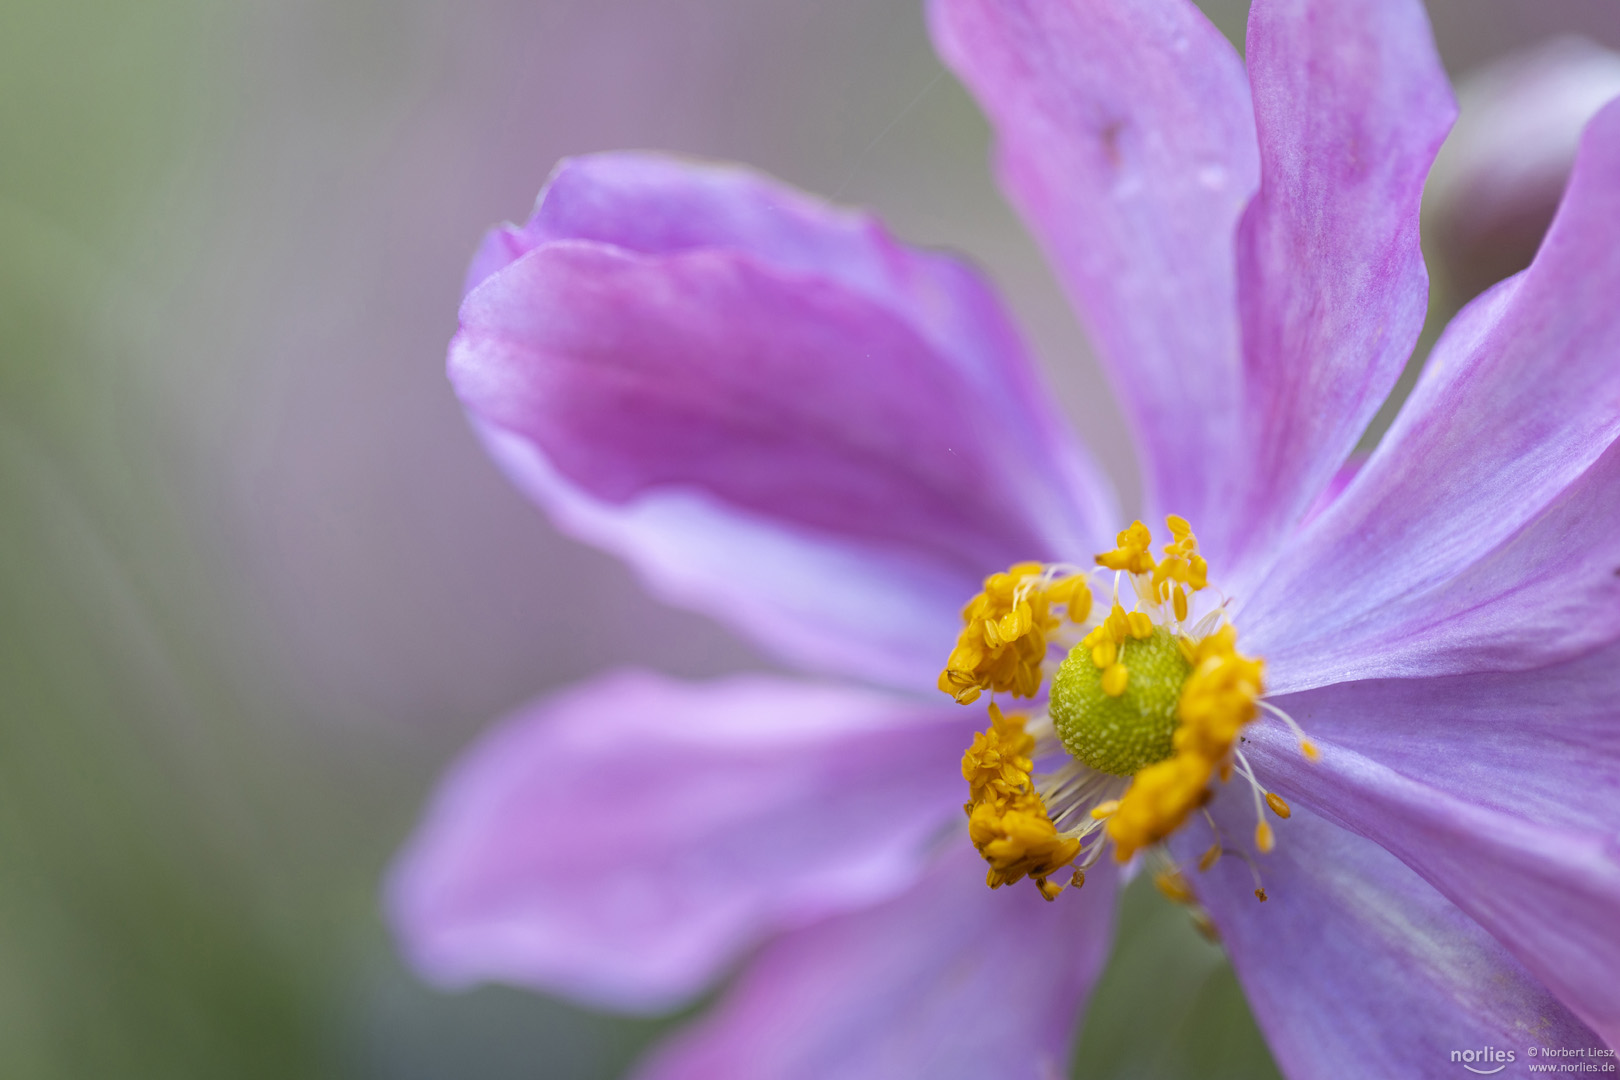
[1049,626,1191,776]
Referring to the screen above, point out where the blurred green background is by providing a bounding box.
[2,0,1615,1076]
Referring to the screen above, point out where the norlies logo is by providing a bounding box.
[1452,1046,1517,1075]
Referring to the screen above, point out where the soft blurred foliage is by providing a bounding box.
[0,0,1614,1077]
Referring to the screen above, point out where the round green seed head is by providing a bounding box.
[1049,626,1191,776]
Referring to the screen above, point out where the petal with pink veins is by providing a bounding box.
[1246,648,1620,1045]
[1245,101,1620,690]
[1170,796,1601,1080]
[1228,0,1455,580]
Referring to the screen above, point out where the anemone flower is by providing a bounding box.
[387,1,1620,1076]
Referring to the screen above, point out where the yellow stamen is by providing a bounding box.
[1104,601,1130,641]
[1108,620,1264,862]
[1096,520,1157,574]
[1107,752,1213,862]
[1154,869,1194,904]
[961,702,1034,804]
[938,563,1087,704]
[942,514,1317,903]
[1048,574,1093,624]
[960,706,1080,899]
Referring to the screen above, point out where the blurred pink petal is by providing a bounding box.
[635,847,1117,1080]
[387,671,973,1012]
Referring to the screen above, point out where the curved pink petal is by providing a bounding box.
[1265,435,1620,692]
[1248,653,1620,1044]
[1171,797,1600,1080]
[635,847,1117,1080]
[386,671,974,1013]
[928,0,1259,564]
[1244,101,1620,692]
[1277,639,1620,836]
[1227,0,1455,579]
[453,154,1115,689]
[474,421,984,690]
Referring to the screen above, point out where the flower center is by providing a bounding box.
[939,516,1318,909]
[1049,625,1190,776]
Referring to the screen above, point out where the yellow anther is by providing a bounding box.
[961,706,1080,897]
[1254,887,1269,903]
[942,514,1315,894]
[969,793,1082,892]
[1108,752,1215,862]
[1192,912,1220,943]
[1174,626,1265,762]
[1154,869,1194,904]
[1104,602,1131,640]
[1048,575,1093,624]
[1096,520,1157,575]
[938,563,1064,704]
[1152,515,1208,600]
[961,703,1035,805]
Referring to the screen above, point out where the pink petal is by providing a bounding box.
[636,847,1117,1080]
[386,671,974,1012]
[1251,649,1620,1044]
[1171,797,1601,1079]
[928,0,1259,564]
[453,154,1115,689]
[1228,0,1455,578]
[1245,100,1620,692]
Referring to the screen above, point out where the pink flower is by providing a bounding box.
[388,1,1620,1076]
